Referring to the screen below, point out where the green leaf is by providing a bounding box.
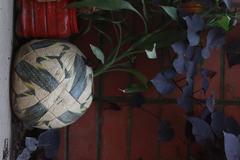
[141,0,148,21]
[161,6,178,20]
[120,84,147,93]
[69,0,138,12]
[90,44,105,64]
[111,68,148,87]
[69,0,148,33]
[145,43,157,59]
[208,15,231,31]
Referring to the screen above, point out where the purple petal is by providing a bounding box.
[178,83,193,111]
[188,117,214,144]
[184,15,204,46]
[224,132,240,160]
[201,46,211,59]
[173,56,186,74]
[202,78,209,94]
[183,15,204,32]
[206,94,215,113]
[201,108,211,121]
[200,68,217,79]
[171,41,187,55]
[224,117,240,136]
[17,148,31,160]
[185,46,195,60]
[187,30,201,46]
[186,61,196,82]
[25,137,38,152]
[202,29,225,59]
[162,69,177,80]
[206,29,225,48]
[211,111,224,137]
[151,73,176,95]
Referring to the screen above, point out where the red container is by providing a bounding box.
[16,0,79,38]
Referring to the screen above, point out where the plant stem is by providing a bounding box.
[93,20,173,77]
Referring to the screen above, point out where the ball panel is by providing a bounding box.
[16,95,39,111]
[69,54,87,100]
[20,51,38,66]
[48,118,66,129]
[68,101,83,114]
[15,60,59,92]
[48,90,79,117]
[14,44,34,66]
[78,66,93,103]
[34,85,50,101]
[82,95,93,111]
[12,72,31,95]
[40,58,65,82]
[40,80,68,109]
[30,39,59,50]
[57,111,81,124]
[22,102,48,127]
[38,111,56,122]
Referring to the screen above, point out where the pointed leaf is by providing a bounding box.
[145,43,157,59]
[90,44,105,64]
[208,15,231,31]
[115,68,148,87]
[69,0,139,13]
[68,0,147,32]
[161,6,178,20]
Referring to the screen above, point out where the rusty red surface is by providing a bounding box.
[16,0,78,38]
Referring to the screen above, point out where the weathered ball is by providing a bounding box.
[11,40,93,129]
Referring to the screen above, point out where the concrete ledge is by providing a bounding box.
[0,0,13,160]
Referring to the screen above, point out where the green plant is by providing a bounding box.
[69,0,240,159]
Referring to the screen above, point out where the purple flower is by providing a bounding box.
[200,68,216,94]
[201,28,225,59]
[171,41,187,73]
[171,41,202,77]
[224,132,240,160]
[178,81,193,111]
[183,15,204,46]
[188,117,214,144]
[151,69,177,95]
[206,93,215,113]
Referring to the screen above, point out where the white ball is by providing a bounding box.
[11,40,93,129]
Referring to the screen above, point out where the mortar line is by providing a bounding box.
[64,126,69,160]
